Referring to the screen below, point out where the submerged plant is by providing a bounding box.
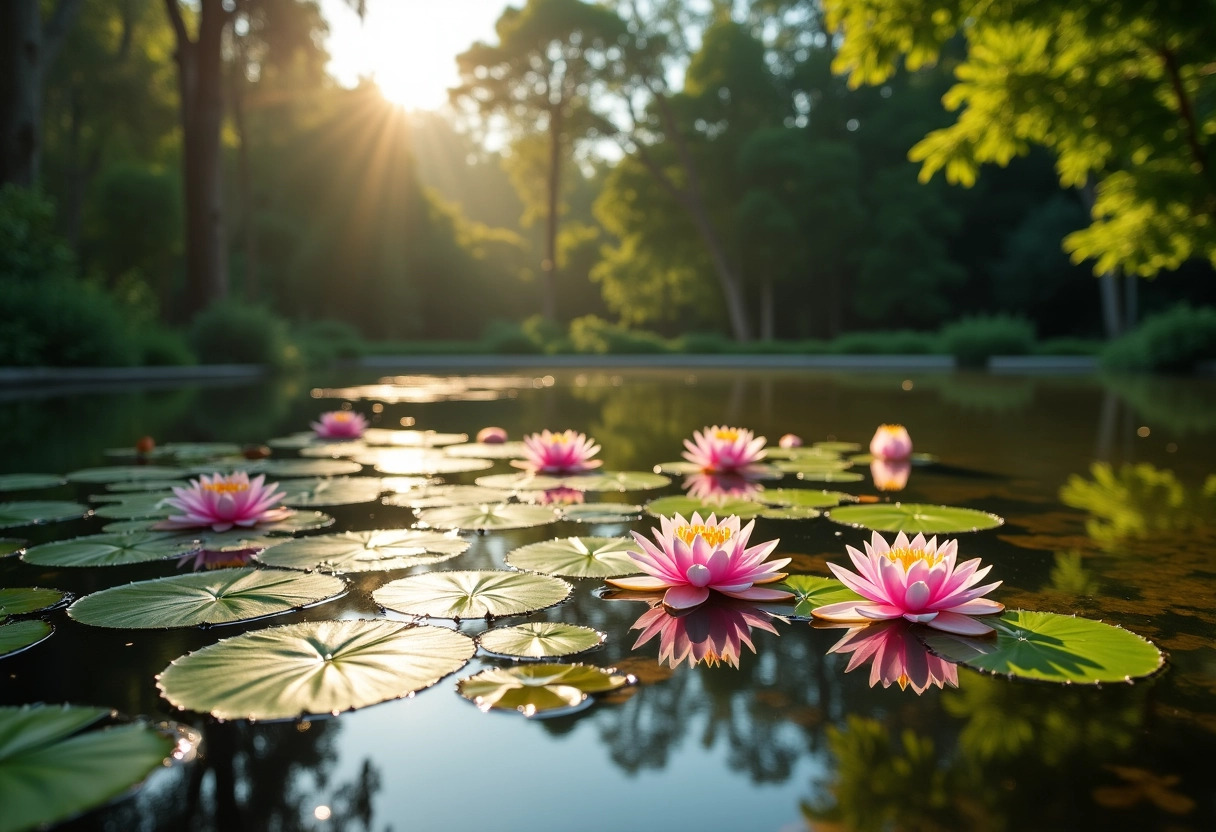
[869,424,912,461]
[827,620,959,694]
[682,426,767,473]
[153,472,292,533]
[630,597,780,668]
[812,531,1003,635]
[514,429,603,474]
[606,512,792,609]
[311,410,369,439]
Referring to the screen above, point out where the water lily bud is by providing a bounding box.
[778,433,802,449]
[242,444,272,460]
[477,426,508,444]
[135,436,156,455]
[869,424,912,461]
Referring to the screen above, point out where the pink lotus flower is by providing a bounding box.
[153,472,292,533]
[869,424,912,461]
[512,429,603,474]
[477,426,508,444]
[311,410,369,439]
[682,426,767,473]
[778,433,803,449]
[605,512,793,609]
[683,472,764,502]
[870,458,911,491]
[630,598,780,668]
[812,531,1004,635]
[827,620,959,694]
[535,486,585,506]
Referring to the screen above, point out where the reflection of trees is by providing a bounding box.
[1100,373,1216,435]
[1060,462,1212,547]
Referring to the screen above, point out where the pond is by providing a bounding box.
[1,366,1214,832]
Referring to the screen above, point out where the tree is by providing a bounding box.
[452,0,627,321]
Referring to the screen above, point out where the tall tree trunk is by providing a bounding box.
[542,104,562,321]
[759,275,774,340]
[230,45,257,301]
[1123,271,1138,331]
[1099,270,1122,339]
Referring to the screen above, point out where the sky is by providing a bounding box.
[322,0,510,111]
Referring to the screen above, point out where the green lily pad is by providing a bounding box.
[505,536,640,579]
[0,501,91,529]
[644,495,767,520]
[267,432,317,449]
[0,473,65,492]
[473,472,568,491]
[456,663,632,716]
[297,441,369,458]
[849,452,938,466]
[105,479,187,493]
[478,622,605,659]
[0,587,68,619]
[559,503,643,524]
[373,570,572,619]
[0,704,173,830]
[775,458,853,475]
[826,502,1005,534]
[261,459,363,478]
[777,575,864,619]
[443,441,527,459]
[360,449,493,476]
[23,532,201,568]
[68,567,346,629]
[797,470,865,483]
[0,619,53,658]
[256,530,469,573]
[561,471,672,492]
[759,506,823,520]
[765,447,842,461]
[415,504,559,532]
[757,488,852,509]
[813,441,862,453]
[66,465,184,484]
[157,619,475,720]
[920,610,1165,684]
[0,539,26,557]
[363,429,468,447]
[160,441,242,459]
[275,477,385,507]
[90,494,173,520]
[204,510,335,536]
[382,485,517,509]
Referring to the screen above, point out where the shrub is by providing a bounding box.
[0,277,140,366]
[668,332,730,353]
[482,320,542,354]
[135,328,197,366]
[0,185,73,282]
[939,315,1035,368]
[295,319,365,365]
[1034,337,1102,356]
[829,330,941,354]
[189,300,300,369]
[1101,305,1216,373]
[568,316,667,354]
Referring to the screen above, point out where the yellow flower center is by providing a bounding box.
[550,433,570,444]
[885,547,943,571]
[713,429,740,441]
[879,424,905,434]
[332,412,353,422]
[675,524,734,548]
[202,481,249,495]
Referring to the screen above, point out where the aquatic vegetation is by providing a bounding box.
[812,531,1004,636]
[310,410,369,439]
[778,433,803,448]
[152,472,292,533]
[869,424,912,461]
[682,425,767,473]
[476,426,508,443]
[827,620,959,694]
[177,547,259,571]
[514,429,603,473]
[606,512,793,609]
[629,597,780,668]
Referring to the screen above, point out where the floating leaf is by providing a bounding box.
[364,449,493,476]
[505,536,640,579]
[920,610,1165,684]
[105,479,186,493]
[644,495,767,520]
[478,622,605,659]
[0,620,53,658]
[765,447,842,461]
[380,476,433,493]
[827,502,1005,534]
[0,704,173,830]
[160,442,242,460]
[757,488,852,509]
[23,532,201,568]
[0,539,26,558]
[813,441,862,453]
[0,587,68,619]
[159,620,474,720]
[849,452,938,466]
[66,466,183,484]
[275,477,384,507]
[797,470,865,483]
[257,530,469,573]
[760,506,822,520]
[68,567,346,629]
[777,575,864,619]
[298,441,369,459]
[267,432,317,449]
[474,472,568,491]
[456,663,631,716]
[775,458,853,475]
[0,473,65,492]
[559,503,643,524]
[374,570,572,619]
[443,441,527,459]
[561,471,672,492]
[415,504,559,532]
[654,461,782,479]
[0,501,91,529]
[261,459,363,478]
[90,494,172,521]
[382,485,516,509]
[363,429,468,447]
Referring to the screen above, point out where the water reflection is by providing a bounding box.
[1060,461,1213,548]
[825,620,958,694]
[628,598,781,669]
[868,458,911,492]
[682,471,765,502]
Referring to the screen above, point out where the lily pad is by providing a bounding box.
[374,570,572,619]
[474,472,569,491]
[23,532,201,568]
[91,494,172,521]
[444,441,527,459]
[478,622,605,659]
[920,610,1165,684]
[777,575,864,619]
[297,441,369,458]
[66,465,184,484]
[275,477,385,507]
[157,619,475,720]
[105,479,187,493]
[68,567,346,629]
[0,587,68,619]
[0,704,173,830]
[559,503,643,524]
[363,428,468,447]
[759,506,823,520]
[775,458,853,475]
[380,476,433,493]
[0,501,91,529]
[261,459,363,478]
[505,536,640,579]
[256,530,469,573]
[849,452,939,466]
[267,432,317,449]
[382,485,517,509]
[644,495,767,520]
[0,473,65,492]
[415,504,559,532]
[359,449,493,476]
[0,619,53,658]
[797,470,865,483]
[160,441,243,460]
[456,663,631,716]
[0,539,26,557]
[560,471,672,492]
[814,441,862,453]
[826,502,1005,534]
[758,488,852,509]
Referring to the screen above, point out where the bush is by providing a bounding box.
[939,315,1035,368]
[135,328,197,366]
[1034,337,1102,356]
[295,319,365,365]
[568,316,668,354]
[482,320,542,354]
[0,185,73,282]
[1101,305,1216,373]
[829,330,941,354]
[189,300,300,369]
[0,277,140,366]
[668,332,730,353]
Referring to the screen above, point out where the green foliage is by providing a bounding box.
[567,315,666,354]
[133,328,197,366]
[1033,338,1101,356]
[0,186,73,282]
[939,315,1036,368]
[829,330,941,355]
[0,277,141,367]
[294,319,366,365]
[189,300,300,369]
[1100,304,1216,373]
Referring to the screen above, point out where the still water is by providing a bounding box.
[2,367,1214,831]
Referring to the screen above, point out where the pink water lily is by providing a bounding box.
[630,598,780,669]
[812,531,1004,635]
[682,426,767,473]
[683,472,764,502]
[869,424,912,461]
[828,620,959,694]
[512,429,603,474]
[153,472,292,533]
[312,410,368,439]
[870,458,911,491]
[606,512,793,609]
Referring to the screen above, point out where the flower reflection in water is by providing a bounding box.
[870,458,911,492]
[683,471,764,503]
[177,547,260,571]
[630,598,782,669]
[826,619,959,694]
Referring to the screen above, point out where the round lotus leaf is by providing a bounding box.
[374,570,572,619]
[382,485,517,509]
[760,506,822,520]
[91,494,173,521]
[184,459,268,476]
[559,471,672,492]
[920,610,1165,684]
[66,466,184,484]
[814,441,862,453]
[775,458,853,475]
[68,567,346,629]
[275,477,385,507]
[827,502,1005,534]
[653,461,782,479]
[261,459,363,478]
[559,503,643,524]
[0,473,65,492]
[479,622,605,659]
[105,479,187,493]
[267,432,317,449]
[0,587,68,619]
[644,495,767,520]
[0,501,91,529]
[363,428,468,447]
[0,538,26,557]
[797,470,864,483]
[178,530,279,552]
[297,441,369,459]
[158,619,475,720]
[380,476,432,493]
[474,472,568,491]
[415,504,559,532]
[758,488,852,509]
[242,510,335,535]
[160,442,242,460]
[849,452,938,466]
[457,663,632,716]
[505,536,640,579]
[0,620,53,657]
[765,447,842,461]
[778,575,864,620]
[443,441,527,459]
[257,530,469,573]
[0,704,173,830]
[24,532,201,568]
